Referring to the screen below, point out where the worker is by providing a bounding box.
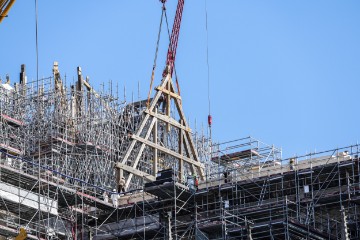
[290,158,296,171]
[194,176,199,192]
[118,176,126,193]
[102,191,109,203]
[111,189,118,208]
[5,74,10,84]
[187,175,195,192]
[223,171,228,183]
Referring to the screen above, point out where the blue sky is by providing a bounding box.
[1,1,359,157]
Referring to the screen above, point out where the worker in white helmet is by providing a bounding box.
[111,189,118,208]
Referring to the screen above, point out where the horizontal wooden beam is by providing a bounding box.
[144,109,192,133]
[131,134,204,169]
[115,163,156,182]
[156,86,182,100]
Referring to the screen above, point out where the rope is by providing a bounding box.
[164,9,172,53]
[147,5,165,109]
[164,7,181,96]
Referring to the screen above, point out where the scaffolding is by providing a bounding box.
[0,64,360,239]
[198,140,360,239]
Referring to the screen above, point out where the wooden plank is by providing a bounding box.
[156,86,182,100]
[120,114,151,164]
[179,119,184,181]
[116,163,156,182]
[131,134,204,169]
[153,112,158,177]
[148,75,171,111]
[144,109,192,133]
[125,117,157,188]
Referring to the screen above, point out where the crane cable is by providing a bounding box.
[34,0,41,237]
[147,4,165,109]
[35,0,39,84]
[205,0,212,132]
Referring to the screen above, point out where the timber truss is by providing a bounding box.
[116,73,205,190]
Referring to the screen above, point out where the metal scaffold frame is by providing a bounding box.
[1,64,360,239]
[198,140,360,240]
[0,62,155,239]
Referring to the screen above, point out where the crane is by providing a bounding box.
[158,0,185,121]
[146,0,184,107]
[161,0,185,78]
[0,0,16,23]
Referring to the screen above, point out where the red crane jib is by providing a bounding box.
[161,0,185,77]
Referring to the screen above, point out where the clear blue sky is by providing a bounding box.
[1,1,359,158]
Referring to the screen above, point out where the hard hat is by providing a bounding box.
[113,189,116,192]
